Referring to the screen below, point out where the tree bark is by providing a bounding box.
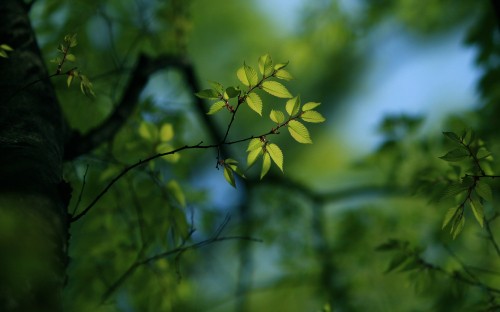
[0,1,69,311]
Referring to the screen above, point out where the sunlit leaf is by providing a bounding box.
[209,81,224,94]
[261,81,292,98]
[66,74,74,87]
[247,147,262,168]
[0,44,13,51]
[274,62,288,70]
[0,50,7,58]
[288,120,312,144]
[439,148,469,162]
[223,166,236,188]
[156,142,180,163]
[267,143,283,172]
[270,109,285,124]
[246,92,262,116]
[65,53,76,62]
[167,180,186,208]
[195,88,219,99]
[475,180,493,202]
[207,100,226,115]
[160,123,174,142]
[301,110,325,123]
[258,54,274,76]
[247,138,263,151]
[302,102,321,111]
[469,197,484,228]
[80,75,95,97]
[138,122,158,141]
[260,152,271,179]
[237,66,249,86]
[286,96,300,116]
[274,69,293,81]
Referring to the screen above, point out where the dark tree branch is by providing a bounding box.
[65,54,186,160]
[100,216,262,304]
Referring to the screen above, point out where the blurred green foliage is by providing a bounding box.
[20,0,500,311]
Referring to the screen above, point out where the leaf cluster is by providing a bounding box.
[196,54,325,186]
[438,131,496,238]
[0,44,13,58]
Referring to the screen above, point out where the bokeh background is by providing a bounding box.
[28,0,500,311]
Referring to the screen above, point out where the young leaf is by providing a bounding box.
[274,69,293,81]
[157,142,180,163]
[237,66,249,86]
[267,143,283,172]
[274,62,288,70]
[288,120,312,144]
[65,53,76,62]
[302,102,321,111]
[247,147,262,168]
[223,166,236,188]
[475,180,493,202]
[246,92,263,116]
[138,122,158,142]
[209,81,224,94]
[469,197,484,228]
[66,74,74,87]
[286,96,301,116]
[442,206,459,229]
[258,54,274,76]
[160,123,174,142]
[247,138,263,151]
[0,50,7,58]
[260,152,271,179]
[451,213,465,239]
[261,81,292,98]
[301,110,326,123]
[80,75,95,97]
[439,148,469,162]
[0,44,13,51]
[270,109,285,124]
[207,100,226,115]
[195,88,219,99]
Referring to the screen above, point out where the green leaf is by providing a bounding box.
[223,166,236,188]
[156,142,180,163]
[195,88,219,99]
[0,50,7,58]
[65,53,76,62]
[246,92,263,116]
[258,54,274,76]
[301,110,326,123]
[385,253,408,273]
[261,81,292,98]
[475,180,493,202]
[443,131,462,144]
[237,66,249,86]
[441,182,468,200]
[288,120,312,144]
[270,109,285,124]
[0,44,13,51]
[375,239,406,251]
[274,62,288,70]
[225,86,240,98]
[476,147,491,160]
[209,81,224,94]
[64,34,78,47]
[442,206,459,229]
[167,180,186,207]
[160,123,174,142]
[80,75,95,97]
[302,102,321,111]
[451,213,465,239]
[286,96,301,116]
[274,69,293,81]
[207,100,226,115]
[138,121,158,142]
[469,197,484,228]
[266,143,283,172]
[247,138,263,151]
[260,152,271,179]
[439,148,469,162]
[247,147,262,168]
[66,74,74,87]
[228,163,246,178]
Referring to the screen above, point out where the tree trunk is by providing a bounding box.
[0,1,69,311]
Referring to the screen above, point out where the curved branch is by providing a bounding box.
[64,54,184,160]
